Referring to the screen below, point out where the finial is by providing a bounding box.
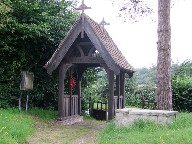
[75,0,91,38]
[100,17,110,28]
[75,0,91,14]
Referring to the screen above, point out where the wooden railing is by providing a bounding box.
[89,95,124,120]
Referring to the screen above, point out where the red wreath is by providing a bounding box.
[70,76,75,89]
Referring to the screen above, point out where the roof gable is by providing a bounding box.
[44,14,135,75]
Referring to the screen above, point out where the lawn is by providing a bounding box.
[98,112,192,144]
[0,108,105,144]
[1,108,192,144]
[0,108,34,144]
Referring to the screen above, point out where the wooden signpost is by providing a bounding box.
[19,71,34,112]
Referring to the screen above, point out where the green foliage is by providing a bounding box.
[81,68,106,112]
[28,107,57,121]
[126,60,192,111]
[134,65,157,85]
[172,60,192,111]
[98,113,192,144]
[125,66,157,108]
[0,0,77,109]
[0,108,34,144]
[125,74,156,108]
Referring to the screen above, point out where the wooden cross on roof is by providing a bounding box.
[100,17,110,28]
[75,0,91,38]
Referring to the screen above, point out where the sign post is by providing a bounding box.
[19,71,34,112]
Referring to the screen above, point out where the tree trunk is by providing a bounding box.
[157,0,172,110]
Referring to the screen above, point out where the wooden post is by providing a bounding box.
[116,75,120,109]
[120,72,125,108]
[77,78,82,115]
[108,69,114,121]
[69,69,73,116]
[18,91,22,112]
[58,65,65,118]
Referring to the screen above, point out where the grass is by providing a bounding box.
[0,107,105,144]
[98,112,192,144]
[27,107,57,121]
[0,108,34,144]
[1,107,192,144]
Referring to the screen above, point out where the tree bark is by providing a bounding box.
[157,0,172,110]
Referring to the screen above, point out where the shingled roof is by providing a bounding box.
[44,14,135,75]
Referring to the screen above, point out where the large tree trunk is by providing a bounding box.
[156,0,172,110]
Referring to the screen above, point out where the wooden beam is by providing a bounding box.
[120,72,125,108]
[77,79,82,115]
[78,42,93,46]
[77,66,87,116]
[116,75,120,109]
[76,45,85,57]
[66,56,104,64]
[108,69,114,121]
[58,64,72,118]
[88,47,96,56]
[58,65,65,118]
[84,20,120,75]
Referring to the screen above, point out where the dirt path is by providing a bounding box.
[26,118,105,144]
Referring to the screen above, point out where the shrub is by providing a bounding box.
[172,75,192,111]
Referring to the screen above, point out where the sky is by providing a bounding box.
[76,0,192,68]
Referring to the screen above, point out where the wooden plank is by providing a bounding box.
[84,21,120,75]
[66,56,104,64]
[108,69,114,121]
[75,96,78,115]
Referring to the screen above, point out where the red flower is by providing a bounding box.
[70,77,75,89]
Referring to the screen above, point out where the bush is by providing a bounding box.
[172,75,192,111]
[0,0,77,109]
[126,84,156,108]
[172,60,192,112]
